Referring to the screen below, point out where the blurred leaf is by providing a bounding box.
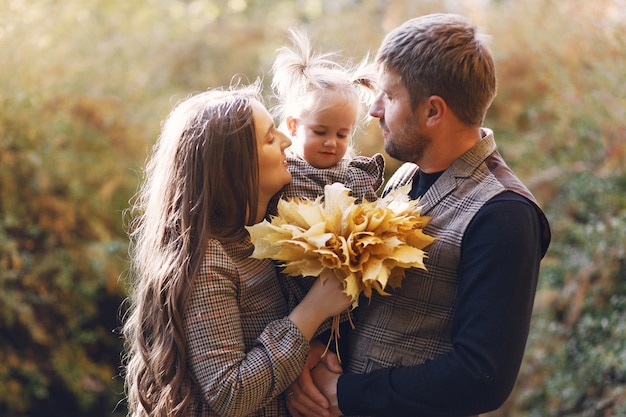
[1,0,625,416]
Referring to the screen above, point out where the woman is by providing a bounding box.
[122,84,351,417]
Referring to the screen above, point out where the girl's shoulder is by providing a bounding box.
[347,152,385,180]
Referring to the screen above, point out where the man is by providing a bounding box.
[287,13,551,417]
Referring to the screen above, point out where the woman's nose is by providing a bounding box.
[280,131,292,148]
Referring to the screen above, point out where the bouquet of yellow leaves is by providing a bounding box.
[246,182,435,356]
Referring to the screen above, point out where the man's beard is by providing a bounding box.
[383,119,431,164]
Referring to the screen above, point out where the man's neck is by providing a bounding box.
[418,126,483,173]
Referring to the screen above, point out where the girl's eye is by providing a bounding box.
[337,133,348,139]
[313,130,326,136]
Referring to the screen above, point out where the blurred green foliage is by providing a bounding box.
[0,0,624,416]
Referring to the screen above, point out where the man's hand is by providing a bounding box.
[286,340,343,417]
[311,362,342,417]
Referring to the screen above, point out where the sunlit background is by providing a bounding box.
[1,0,625,416]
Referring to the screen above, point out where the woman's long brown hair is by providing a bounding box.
[122,84,261,417]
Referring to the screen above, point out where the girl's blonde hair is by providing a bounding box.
[271,29,376,157]
[122,83,262,417]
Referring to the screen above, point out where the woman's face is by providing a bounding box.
[252,99,292,204]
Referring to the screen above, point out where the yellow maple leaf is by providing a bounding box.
[246,182,436,357]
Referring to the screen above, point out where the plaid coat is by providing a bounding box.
[268,152,385,218]
[183,231,309,416]
[342,129,550,416]
[268,152,386,329]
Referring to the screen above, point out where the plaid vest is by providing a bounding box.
[346,129,550,375]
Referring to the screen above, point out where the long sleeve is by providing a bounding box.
[184,238,309,417]
[338,193,543,416]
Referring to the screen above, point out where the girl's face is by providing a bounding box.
[252,99,292,207]
[288,101,357,169]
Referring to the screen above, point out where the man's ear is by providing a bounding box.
[425,96,446,127]
[286,116,297,136]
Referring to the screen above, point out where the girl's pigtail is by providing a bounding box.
[350,55,378,120]
[272,29,346,116]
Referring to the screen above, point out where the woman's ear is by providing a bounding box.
[286,116,297,136]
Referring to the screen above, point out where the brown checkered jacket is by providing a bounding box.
[268,152,386,329]
[268,152,385,218]
[183,231,309,416]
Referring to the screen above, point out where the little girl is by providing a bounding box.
[266,28,385,368]
[269,29,385,209]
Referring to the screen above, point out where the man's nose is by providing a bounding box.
[369,97,383,118]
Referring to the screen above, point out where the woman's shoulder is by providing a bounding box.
[200,234,253,277]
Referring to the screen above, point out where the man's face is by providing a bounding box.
[369,68,431,164]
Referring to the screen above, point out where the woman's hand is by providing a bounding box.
[306,274,352,317]
[288,275,351,341]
